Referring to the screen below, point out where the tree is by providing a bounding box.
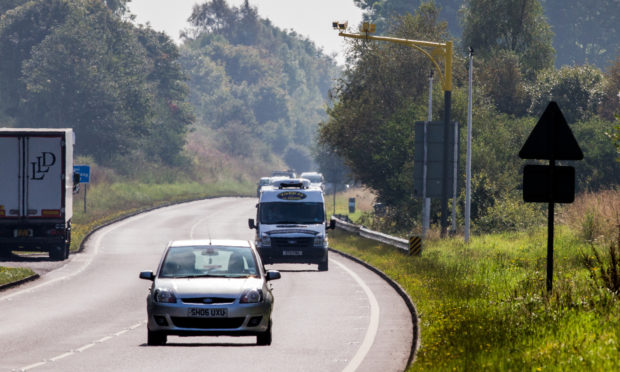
[320,3,449,214]
[0,0,73,115]
[461,0,555,78]
[527,65,606,124]
[477,50,529,115]
[182,0,339,170]
[541,0,619,69]
[353,0,464,37]
[1,0,193,167]
[599,57,620,121]
[19,1,152,162]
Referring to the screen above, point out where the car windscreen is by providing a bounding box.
[259,202,325,225]
[159,245,259,278]
[302,175,322,183]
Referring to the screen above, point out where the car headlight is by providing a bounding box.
[240,289,263,303]
[314,235,325,247]
[154,289,177,303]
[261,234,271,247]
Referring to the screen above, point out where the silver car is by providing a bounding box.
[139,239,280,346]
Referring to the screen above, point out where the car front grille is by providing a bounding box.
[181,297,235,305]
[271,237,314,249]
[171,317,245,329]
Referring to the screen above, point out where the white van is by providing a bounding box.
[248,178,335,271]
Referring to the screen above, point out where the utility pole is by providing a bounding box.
[333,22,453,237]
[465,47,473,243]
[422,70,433,237]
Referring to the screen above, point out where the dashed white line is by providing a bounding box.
[18,321,144,370]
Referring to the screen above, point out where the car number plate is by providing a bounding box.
[282,250,303,256]
[188,308,228,318]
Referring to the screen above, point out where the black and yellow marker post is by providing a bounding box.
[409,236,422,256]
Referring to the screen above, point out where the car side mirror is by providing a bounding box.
[266,270,281,281]
[248,218,256,229]
[328,219,336,230]
[139,271,155,281]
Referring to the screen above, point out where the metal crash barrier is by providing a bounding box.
[331,216,410,252]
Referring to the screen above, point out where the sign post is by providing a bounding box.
[73,165,91,213]
[519,102,583,292]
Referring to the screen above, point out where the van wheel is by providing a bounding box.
[318,259,328,272]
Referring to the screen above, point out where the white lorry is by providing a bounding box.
[0,128,77,260]
[249,178,335,271]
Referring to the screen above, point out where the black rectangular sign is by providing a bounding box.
[523,165,575,203]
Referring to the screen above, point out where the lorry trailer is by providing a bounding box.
[0,128,76,260]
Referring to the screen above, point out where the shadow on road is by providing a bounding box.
[0,252,51,263]
[140,341,257,347]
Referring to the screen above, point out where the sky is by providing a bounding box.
[127,0,364,64]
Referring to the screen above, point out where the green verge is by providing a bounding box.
[0,266,35,286]
[329,228,620,371]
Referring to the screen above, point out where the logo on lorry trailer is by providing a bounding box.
[277,191,307,200]
[30,152,56,180]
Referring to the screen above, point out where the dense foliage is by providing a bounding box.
[320,1,620,233]
[0,0,192,168]
[355,0,618,69]
[179,0,340,173]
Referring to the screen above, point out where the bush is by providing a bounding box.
[474,193,545,233]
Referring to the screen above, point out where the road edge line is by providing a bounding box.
[329,248,420,370]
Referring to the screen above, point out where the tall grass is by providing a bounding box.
[330,227,619,370]
[328,189,620,370]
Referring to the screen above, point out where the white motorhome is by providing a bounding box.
[248,178,335,271]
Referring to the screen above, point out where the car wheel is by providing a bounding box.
[318,259,328,272]
[147,330,167,346]
[256,321,272,346]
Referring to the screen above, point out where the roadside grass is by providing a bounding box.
[0,266,35,286]
[329,226,620,371]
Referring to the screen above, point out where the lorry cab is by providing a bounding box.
[249,178,335,271]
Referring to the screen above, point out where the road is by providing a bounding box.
[0,197,413,371]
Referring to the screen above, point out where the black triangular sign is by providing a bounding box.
[519,101,584,160]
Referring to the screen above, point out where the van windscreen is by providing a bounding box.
[259,202,325,224]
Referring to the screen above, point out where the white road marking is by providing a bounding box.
[332,258,380,372]
[189,216,210,239]
[11,214,149,371]
[19,361,46,371]
[49,351,73,362]
[0,213,148,302]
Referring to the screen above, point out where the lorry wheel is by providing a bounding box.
[0,249,12,258]
[318,259,328,272]
[49,245,67,261]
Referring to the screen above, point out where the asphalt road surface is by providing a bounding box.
[0,197,413,372]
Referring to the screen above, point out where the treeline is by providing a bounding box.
[320,1,620,232]
[0,0,192,170]
[354,0,619,69]
[179,0,340,172]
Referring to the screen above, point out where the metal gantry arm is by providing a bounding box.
[337,32,452,93]
[336,28,454,237]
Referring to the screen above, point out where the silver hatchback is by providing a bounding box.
[139,239,280,346]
